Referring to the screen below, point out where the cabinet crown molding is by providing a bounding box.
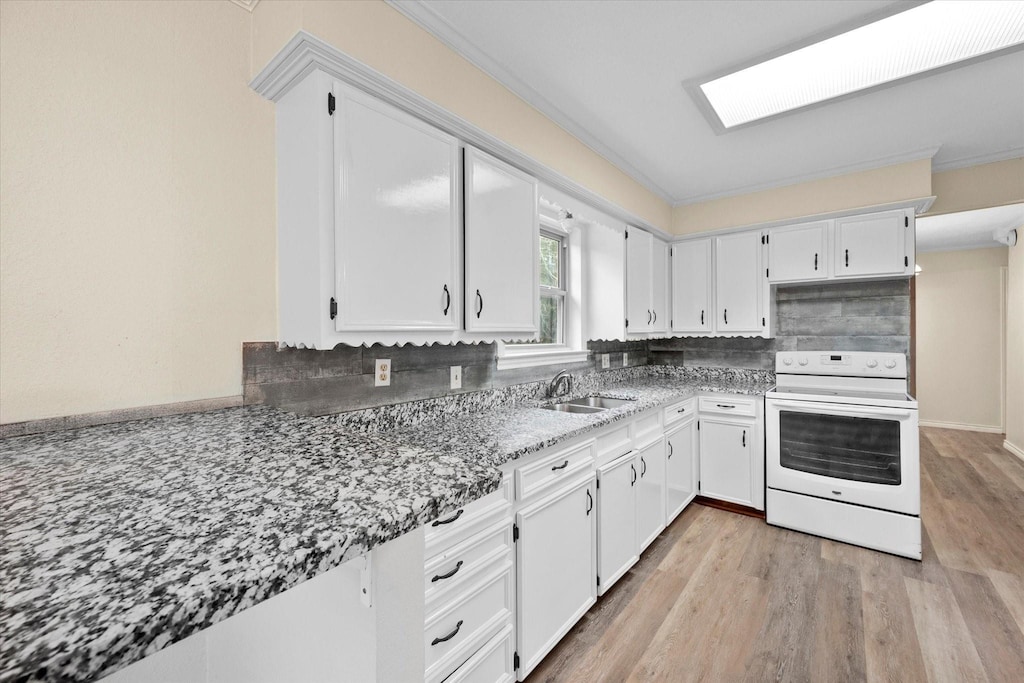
[250,30,671,241]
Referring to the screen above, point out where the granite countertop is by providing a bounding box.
[0,371,771,682]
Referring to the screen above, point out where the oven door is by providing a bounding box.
[765,398,919,515]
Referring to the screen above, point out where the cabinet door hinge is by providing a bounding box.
[625,318,629,329]
[596,479,600,489]
[329,297,338,320]
[512,523,519,542]
[766,268,769,278]
[624,230,629,240]
[762,317,766,326]
[514,652,520,670]
[597,575,601,588]
[670,319,674,328]
[327,92,336,116]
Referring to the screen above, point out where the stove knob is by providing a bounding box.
[866,359,878,368]
[885,359,897,369]
[783,357,793,366]
[798,357,808,366]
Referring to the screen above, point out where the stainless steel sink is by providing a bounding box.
[567,396,635,409]
[542,403,605,414]
[541,395,636,413]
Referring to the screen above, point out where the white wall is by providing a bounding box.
[0,0,277,424]
[916,248,1009,432]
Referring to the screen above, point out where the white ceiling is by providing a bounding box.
[392,0,1024,205]
[916,203,1024,252]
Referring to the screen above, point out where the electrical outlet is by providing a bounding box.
[622,352,629,367]
[601,354,610,369]
[374,359,391,387]
[450,365,462,390]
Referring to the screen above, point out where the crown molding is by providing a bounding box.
[673,145,942,206]
[249,30,672,240]
[385,0,676,204]
[229,0,260,12]
[931,147,1024,173]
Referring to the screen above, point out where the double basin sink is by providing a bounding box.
[541,395,636,414]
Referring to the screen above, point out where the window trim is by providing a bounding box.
[497,210,589,370]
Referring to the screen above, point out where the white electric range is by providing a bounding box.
[764,351,921,559]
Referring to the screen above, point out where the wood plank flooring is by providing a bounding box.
[526,428,1024,683]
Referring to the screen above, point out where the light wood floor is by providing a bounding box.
[527,428,1024,683]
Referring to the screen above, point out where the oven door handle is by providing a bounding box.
[768,400,915,420]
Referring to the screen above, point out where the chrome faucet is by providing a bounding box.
[547,369,573,398]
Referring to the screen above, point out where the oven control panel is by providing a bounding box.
[775,351,907,378]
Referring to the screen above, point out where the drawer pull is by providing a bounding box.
[431,620,464,646]
[431,560,464,583]
[677,407,686,413]
[551,460,569,472]
[716,404,736,409]
[431,509,464,527]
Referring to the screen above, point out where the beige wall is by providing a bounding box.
[928,158,1024,217]
[250,0,671,231]
[0,1,277,423]
[916,248,1009,431]
[1006,240,1024,453]
[671,158,933,235]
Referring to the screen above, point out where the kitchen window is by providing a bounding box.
[497,200,588,369]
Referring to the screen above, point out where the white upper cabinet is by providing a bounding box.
[714,232,763,333]
[583,220,627,341]
[463,146,538,336]
[626,228,654,333]
[334,82,461,332]
[834,209,912,279]
[671,238,713,334]
[767,221,828,283]
[650,239,669,334]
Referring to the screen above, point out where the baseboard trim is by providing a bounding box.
[695,496,766,519]
[1004,440,1024,463]
[0,396,244,439]
[919,420,1004,434]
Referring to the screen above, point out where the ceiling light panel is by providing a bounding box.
[700,1,1024,129]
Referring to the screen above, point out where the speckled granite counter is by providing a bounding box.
[0,368,771,682]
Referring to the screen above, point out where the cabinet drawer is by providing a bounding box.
[595,424,632,463]
[425,521,512,613]
[516,440,595,501]
[424,561,513,681]
[438,623,515,683]
[664,397,696,427]
[699,395,758,417]
[633,410,663,447]
[425,479,512,558]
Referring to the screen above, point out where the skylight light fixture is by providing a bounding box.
[698,1,1024,130]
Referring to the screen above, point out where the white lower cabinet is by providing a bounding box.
[635,437,667,552]
[596,452,638,596]
[442,623,516,683]
[665,418,698,521]
[515,471,597,680]
[699,419,755,508]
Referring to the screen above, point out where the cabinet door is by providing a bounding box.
[665,420,698,522]
[834,210,907,278]
[699,419,754,507]
[626,228,653,333]
[768,221,828,283]
[650,239,668,334]
[333,83,460,331]
[516,474,596,679]
[464,146,538,335]
[671,239,712,333]
[596,453,638,596]
[636,438,666,552]
[715,232,761,333]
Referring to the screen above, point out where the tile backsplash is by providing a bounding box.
[246,279,910,416]
[243,340,648,416]
[649,279,911,371]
